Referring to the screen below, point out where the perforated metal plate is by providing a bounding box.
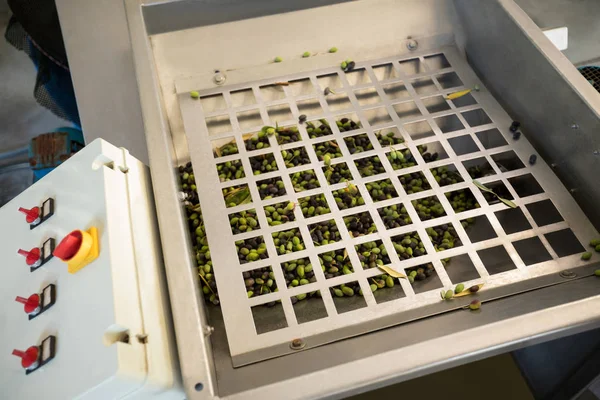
[178,47,598,366]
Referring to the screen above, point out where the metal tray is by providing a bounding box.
[125,0,600,398]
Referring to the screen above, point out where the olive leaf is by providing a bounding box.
[498,197,518,209]
[188,204,202,213]
[472,179,494,193]
[453,283,484,297]
[225,187,251,205]
[472,180,517,209]
[319,118,330,127]
[378,265,407,279]
[198,272,215,295]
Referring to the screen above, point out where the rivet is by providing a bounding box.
[214,73,226,85]
[559,270,576,279]
[290,338,305,350]
[406,38,418,51]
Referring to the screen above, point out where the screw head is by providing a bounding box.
[559,270,577,279]
[571,123,579,130]
[213,73,226,85]
[203,326,215,336]
[290,338,305,350]
[593,150,599,156]
[406,39,418,51]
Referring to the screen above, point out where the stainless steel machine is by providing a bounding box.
[123,0,600,398]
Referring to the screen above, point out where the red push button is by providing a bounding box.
[18,207,41,224]
[18,248,41,267]
[12,346,40,370]
[15,294,41,315]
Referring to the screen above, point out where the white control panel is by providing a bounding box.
[0,140,182,399]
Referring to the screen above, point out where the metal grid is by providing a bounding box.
[178,47,598,366]
[579,66,600,94]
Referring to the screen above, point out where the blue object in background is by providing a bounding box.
[30,127,85,182]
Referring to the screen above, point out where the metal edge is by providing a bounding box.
[123,0,217,398]
[141,0,356,35]
[496,0,600,117]
[233,262,600,366]
[218,275,600,400]
[453,0,600,229]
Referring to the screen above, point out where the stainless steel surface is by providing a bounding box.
[178,45,597,365]
[124,1,216,398]
[121,0,600,398]
[455,0,600,229]
[142,0,355,35]
[211,272,600,399]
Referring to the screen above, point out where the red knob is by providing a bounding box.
[18,206,41,224]
[54,231,83,261]
[17,248,41,266]
[12,346,40,369]
[15,294,41,315]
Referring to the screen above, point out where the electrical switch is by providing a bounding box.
[15,284,57,320]
[18,238,55,272]
[17,248,41,268]
[54,228,99,274]
[15,294,41,317]
[12,346,40,371]
[18,207,40,225]
[11,336,56,375]
[18,198,54,230]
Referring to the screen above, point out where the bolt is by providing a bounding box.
[593,150,599,156]
[178,191,190,201]
[203,326,214,336]
[559,270,577,279]
[213,72,226,85]
[571,123,579,130]
[406,38,418,51]
[290,338,305,350]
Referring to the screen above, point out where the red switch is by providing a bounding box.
[18,207,41,225]
[12,346,40,370]
[53,231,83,262]
[18,248,41,267]
[15,294,41,316]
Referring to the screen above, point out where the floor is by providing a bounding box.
[347,353,533,400]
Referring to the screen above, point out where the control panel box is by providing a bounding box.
[0,140,182,399]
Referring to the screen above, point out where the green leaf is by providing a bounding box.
[473,180,517,208]
[472,180,494,194]
[226,188,251,205]
[498,197,517,208]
